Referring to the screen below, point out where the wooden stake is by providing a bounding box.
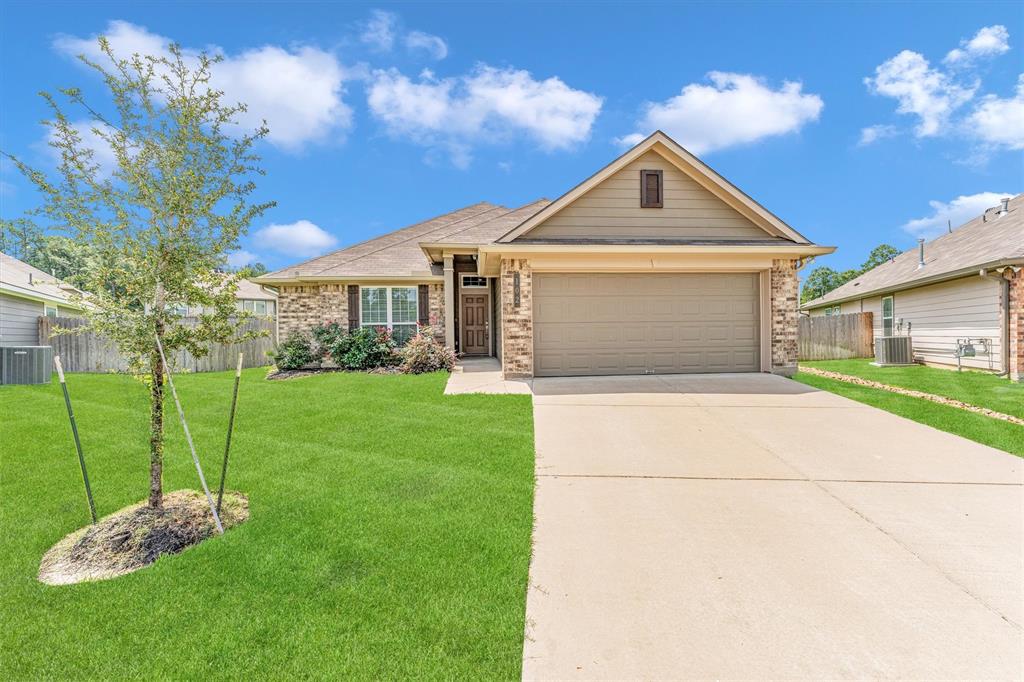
[216,352,243,515]
[155,335,224,534]
[54,356,97,524]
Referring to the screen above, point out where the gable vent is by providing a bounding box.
[640,169,663,208]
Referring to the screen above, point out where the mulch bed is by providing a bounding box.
[800,366,1024,426]
[38,490,249,586]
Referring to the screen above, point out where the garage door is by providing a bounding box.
[533,273,760,377]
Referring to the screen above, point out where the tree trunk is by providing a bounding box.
[148,340,164,508]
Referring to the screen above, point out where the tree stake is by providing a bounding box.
[216,352,243,514]
[54,356,97,524]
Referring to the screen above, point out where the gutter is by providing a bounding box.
[480,243,835,256]
[0,283,86,309]
[252,274,443,285]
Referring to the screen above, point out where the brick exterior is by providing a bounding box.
[1009,268,1024,382]
[770,259,800,375]
[500,258,533,378]
[276,282,447,346]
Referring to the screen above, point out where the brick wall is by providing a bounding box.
[770,259,800,375]
[1009,268,1023,381]
[277,283,347,339]
[500,258,533,378]
[428,283,446,345]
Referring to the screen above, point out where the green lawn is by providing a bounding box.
[800,359,1024,419]
[0,370,535,679]
[794,371,1024,457]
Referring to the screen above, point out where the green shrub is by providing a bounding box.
[329,327,398,370]
[273,332,316,370]
[310,321,345,359]
[399,326,456,374]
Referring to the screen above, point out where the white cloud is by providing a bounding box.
[945,25,1010,64]
[226,250,259,268]
[968,74,1024,150]
[902,192,1013,238]
[53,20,351,151]
[858,124,899,146]
[367,65,602,166]
[865,50,975,137]
[617,72,823,154]
[360,10,396,52]
[405,31,448,60]
[253,220,338,258]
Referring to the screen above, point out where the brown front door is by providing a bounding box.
[461,293,489,355]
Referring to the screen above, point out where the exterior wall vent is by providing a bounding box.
[874,336,914,366]
[0,346,54,385]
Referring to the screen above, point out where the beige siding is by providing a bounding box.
[0,293,43,346]
[809,278,1002,371]
[525,151,773,241]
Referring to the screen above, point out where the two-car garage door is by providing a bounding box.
[533,272,760,377]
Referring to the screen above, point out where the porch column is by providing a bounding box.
[443,255,456,350]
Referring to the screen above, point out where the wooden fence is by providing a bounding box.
[38,316,276,373]
[798,312,874,361]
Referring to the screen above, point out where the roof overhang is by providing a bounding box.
[252,274,442,285]
[497,131,813,244]
[801,258,1024,310]
[0,283,86,309]
[418,243,481,263]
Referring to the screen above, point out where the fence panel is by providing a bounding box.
[798,312,874,361]
[38,316,276,373]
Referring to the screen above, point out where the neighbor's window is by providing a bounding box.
[832,305,841,315]
[640,169,663,208]
[461,275,487,288]
[44,305,58,318]
[824,307,833,317]
[253,300,267,315]
[881,296,894,335]
[361,286,418,344]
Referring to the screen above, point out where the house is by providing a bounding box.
[803,194,1023,380]
[0,251,85,346]
[173,278,277,318]
[256,131,834,379]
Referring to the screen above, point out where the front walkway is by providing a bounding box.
[444,357,532,395]
[522,373,1022,680]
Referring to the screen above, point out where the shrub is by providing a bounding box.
[399,326,455,374]
[273,332,316,370]
[310,321,345,359]
[329,327,398,370]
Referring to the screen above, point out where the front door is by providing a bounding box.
[461,293,489,355]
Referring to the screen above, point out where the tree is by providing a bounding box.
[800,243,902,304]
[6,39,274,509]
[0,218,44,261]
[860,244,901,272]
[235,262,268,278]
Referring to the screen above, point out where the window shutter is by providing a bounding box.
[347,285,360,331]
[417,284,429,326]
[640,169,663,208]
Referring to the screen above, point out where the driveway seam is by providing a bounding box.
[537,473,1021,486]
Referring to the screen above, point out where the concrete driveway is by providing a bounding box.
[522,373,1023,680]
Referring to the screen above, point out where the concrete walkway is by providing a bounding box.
[444,357,532,395]
[522,373,1023,680]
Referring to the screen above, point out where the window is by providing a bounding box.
[44,305,58,319]
[461,275,487,288]
[824,307,833,317]
[253,300,267,315]
[832,305,841,315]
[361,286,418,345]
[640,169,663,208]
[881,296,894,336]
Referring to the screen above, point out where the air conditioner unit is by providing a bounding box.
[874,336,915,366]
[0,346,54,385]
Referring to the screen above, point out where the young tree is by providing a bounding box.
[6,39,274,509]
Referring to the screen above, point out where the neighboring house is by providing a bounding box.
[0,251,85,346]
[256,131,833,379]
[803,194,1023,379]
[173,278,278,317]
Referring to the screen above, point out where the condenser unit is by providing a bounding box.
[874,336,915,366]
[0,346,54,385]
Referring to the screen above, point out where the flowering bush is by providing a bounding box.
[273,332,316,370]
[398,326,455,374]
[310,321,345,359]
[329,327,398,370]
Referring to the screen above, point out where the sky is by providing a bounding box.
[1,1,1021,277]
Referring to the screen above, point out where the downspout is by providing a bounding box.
[980,268,1010,376]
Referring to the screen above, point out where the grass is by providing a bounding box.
[0,369,535,679]
[800,359,1024,419]
[794,371,1024,457]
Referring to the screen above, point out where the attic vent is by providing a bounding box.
[640,169,663,208]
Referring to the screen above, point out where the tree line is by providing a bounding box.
[800,243,902,304]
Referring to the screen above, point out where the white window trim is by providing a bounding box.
[44,304,58,318]
[832,305,841,315]
[460,275,487,288]
[360,286,418,334]
[881,295,894,335]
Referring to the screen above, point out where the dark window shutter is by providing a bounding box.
[417,284,429,326]
[640,169,663,208]
[347,285,360,331]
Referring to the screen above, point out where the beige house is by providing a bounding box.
[803,194,1023,379]
[0,251,85,346]
[257,131,833,379]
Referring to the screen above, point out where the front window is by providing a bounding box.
[45,305,58,319]
[881,296,894,335]
[361,286,418,345]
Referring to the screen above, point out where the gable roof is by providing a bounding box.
[803,193,1024,308]
[0,251,86,308]
[236,279,277,300]
[258,201,548,281]
[497,130,812,244]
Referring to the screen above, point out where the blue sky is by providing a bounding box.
[1,1,1021,276]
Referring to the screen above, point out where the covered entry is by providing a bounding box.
[533,272,760,377]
